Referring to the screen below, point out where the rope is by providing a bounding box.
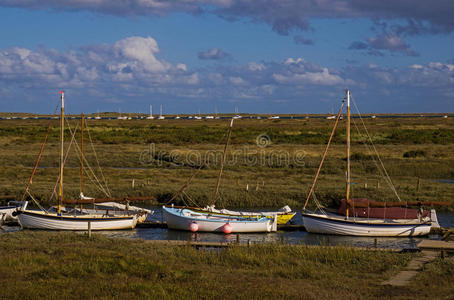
[303,101,345,209]
[350,96,402,202]
[65,120,111,197]
[85,120,112,197]
[49,123,79,201]
[21,104,59,202]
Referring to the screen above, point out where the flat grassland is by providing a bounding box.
[0,116,453,210]
[1,231,454,299]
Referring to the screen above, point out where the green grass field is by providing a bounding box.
[0,231,453,299]
[0,116,453,210]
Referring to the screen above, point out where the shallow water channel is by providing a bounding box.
[3,208,453,250]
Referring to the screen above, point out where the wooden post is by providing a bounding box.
[132,179,135,189]
[88,221,92,238]
[236,233,240,244]
[364,181,368,189]
[417,178,421,192]
[377,180,380,189]
[246,184,249,191]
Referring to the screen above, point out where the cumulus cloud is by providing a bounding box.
[0,36,198,91]
[349,32,418,56]
[1,36,454,112]
[198,48,231,60]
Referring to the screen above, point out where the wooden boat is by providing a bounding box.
[17,91,140,231]
[301,90,438,237]
[184,205,295,225]
[164,119,295,230]
[17,201,138,230]
[163,206,277,233]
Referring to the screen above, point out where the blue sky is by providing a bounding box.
[0,1,453,114]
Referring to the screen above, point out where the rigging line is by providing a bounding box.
[49,124,79,202]
[21,104,59,203]
[65,120,109,197]
[351,117,397,198]
[166,161,207,205]
[85,120,111,197]
[350,96,402,201]
[26,190,48,213]
[303,101,345,210]
[65,120,110,197]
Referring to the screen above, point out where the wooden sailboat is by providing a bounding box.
[301,90,437,237]
[164,119,293,232]
[17,91,139,230]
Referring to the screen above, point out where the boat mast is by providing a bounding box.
[80,112,84,197]
[346,89,351,216]
[58,91,65,214]
[211,119,234,206]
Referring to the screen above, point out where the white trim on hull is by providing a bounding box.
[163,206,277,233]
[302,212,431,237]
[18,210,138,230]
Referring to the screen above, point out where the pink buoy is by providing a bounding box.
[222,223,233,234]
[189,222,199,232]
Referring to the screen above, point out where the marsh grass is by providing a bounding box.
[0,118,453,210]
[0,231,422,299]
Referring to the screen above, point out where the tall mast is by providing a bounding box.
[346,89,351,212]
[211,119,234,206]
[150,105,152,117]
[80,112,84,197]
[58,91,65,214]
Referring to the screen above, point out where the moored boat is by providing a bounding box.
[163,206,277,233]
[301,90,443,237]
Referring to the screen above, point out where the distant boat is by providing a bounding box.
[269,115,280,119]
[443,115,448,119]
[157,104,165,120]
[301,90,440,237]
[233,115,242,119]
[371,115,376,119]
[174,115,181,120]
[205,115,214,119]
[146,105,154,119]
[326,115,336,120]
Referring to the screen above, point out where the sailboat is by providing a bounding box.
[16,92,139,230]
[157,104,165,120]
[301,90,439,237]
[146,105,154,119]
[164,119,295,232]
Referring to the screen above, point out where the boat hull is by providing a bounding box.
[302,212,431,237]
[163,207,276,233]
[17,210,137,230]
[187,207,295,225]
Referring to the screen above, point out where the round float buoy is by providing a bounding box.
[189,222,199,232]
[222,223,232,234]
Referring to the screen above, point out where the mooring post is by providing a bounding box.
[374,238,377,248]
[88,221,92,238]
[417,177,421,192]
[236,233,240,244]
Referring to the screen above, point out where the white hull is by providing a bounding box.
[302,212,431,237]
[163,206,277,233]
[18,210,137,230]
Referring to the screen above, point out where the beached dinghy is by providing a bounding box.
[163,206,277,233]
